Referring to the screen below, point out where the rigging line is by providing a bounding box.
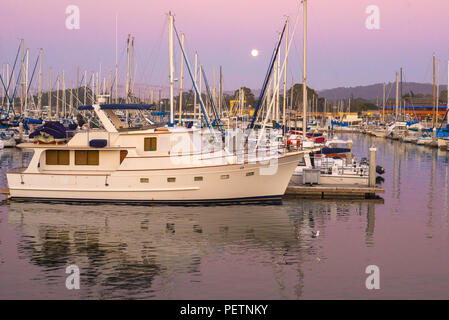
[5,42,21,94]
[173,21,215,139]
[4,52,28,119]
[385,80,394,103]
[26,51,40,96]
[249,21,287,132]
[252,6,301,133]
[0,74,10,103]
[5,60,24,119]
[0,44,23,104]
[139,18,167,82]
[201,66,222,130]
[147,19,168,85]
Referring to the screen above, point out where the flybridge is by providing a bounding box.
[78,104,155,111]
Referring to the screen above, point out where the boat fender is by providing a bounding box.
[89,139,107,148]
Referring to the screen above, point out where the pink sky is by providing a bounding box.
[1,0,449,93]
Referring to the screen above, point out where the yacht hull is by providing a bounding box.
[7,152,301,203]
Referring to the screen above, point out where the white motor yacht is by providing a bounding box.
[6,104,302,204]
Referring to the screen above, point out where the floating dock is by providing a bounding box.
[284,184,384,199]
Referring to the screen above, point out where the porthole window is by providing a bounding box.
[194,176,203,182]
[220,174,230,180]
[246,171,255,176]
[140,178,149,183]
[167,177,176,183]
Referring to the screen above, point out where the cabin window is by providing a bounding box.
[144,137,157,151]
[220,174,230,180]
[167,177,176,183]
[246,171,255,177]
[46,150,70,165]
[140,178,149,183]
[120,150,128,164]
[194,176,203,182]
[75,150,99,165]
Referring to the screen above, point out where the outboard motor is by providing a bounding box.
[376,176,385,184]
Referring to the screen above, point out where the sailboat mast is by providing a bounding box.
[432,54,436,127]
[290,77,294,129]
[400,67,403,119]
[62,70,66,118]
[126,34,130,104]
[115,14,119,103]
[38,49,43,110]
[199,65,202,121]
[219,66,222,119]
[178,33,185,124]
[193,52,198,119]
[25,48,29,115]
[70,80,73,114]
[382,83,385,122]
[1,65,3,102]
[213,66,216,107]
[437,58,440,122]
[49,67,52,111]
[283,17,289,133]
[302,0,308,135]
[77,66,80,102]
[168,12,174,125]
[131,36,135,97]
[395,72,399,121]
[56,75,60,119]
[6,64,10,106]
[20,39,24,115]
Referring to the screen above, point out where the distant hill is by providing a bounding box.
[100,82,446,102]
[317,82,447,102]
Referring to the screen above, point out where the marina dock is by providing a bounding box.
[285,184,384,199]
[2,185,384,201]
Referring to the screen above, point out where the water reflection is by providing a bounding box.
[1,137,449,299]
[2,198,380,299]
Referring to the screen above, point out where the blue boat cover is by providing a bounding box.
[78,104,155,111]
[29,121,74,139]
[23,117,43,124]
[316,147,351,154]
[151,111,170,116]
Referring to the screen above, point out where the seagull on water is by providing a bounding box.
[311,230,320,238]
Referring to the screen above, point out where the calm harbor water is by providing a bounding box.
[0,134,448,299]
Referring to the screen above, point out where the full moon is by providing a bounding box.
[251,49,259,57]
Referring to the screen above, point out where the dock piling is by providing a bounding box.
[369,147,377,187]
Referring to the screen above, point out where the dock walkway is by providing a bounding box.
[285,184,384,199]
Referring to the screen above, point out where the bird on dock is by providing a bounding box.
[311,230,320,238]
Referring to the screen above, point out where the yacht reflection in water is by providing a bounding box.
[6,199,379,299]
